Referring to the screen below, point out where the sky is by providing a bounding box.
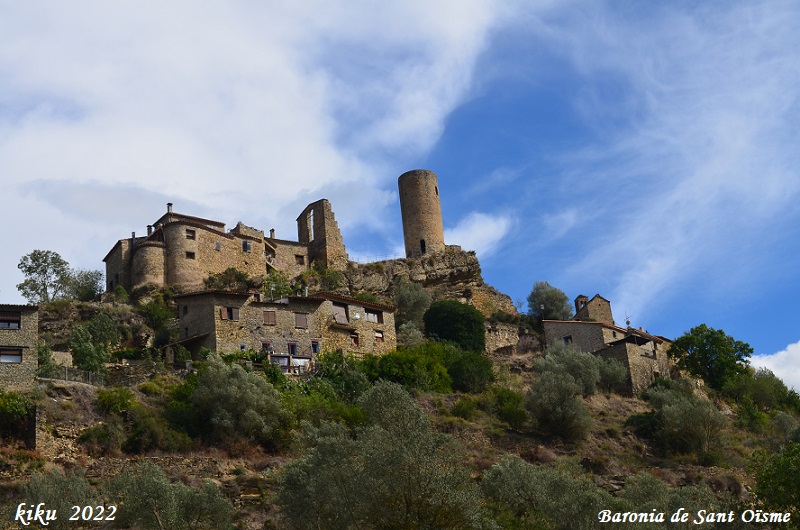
[1,1,799,389]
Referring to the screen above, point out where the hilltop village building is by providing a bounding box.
[173,290,395,371]
[0,304,39,390]
[543,294,671,394]
[103,169,457,363]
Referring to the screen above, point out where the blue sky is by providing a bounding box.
[1,1,799,388]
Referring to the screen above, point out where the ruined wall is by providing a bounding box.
[398,169,446,258]
[267,240,310,278]
[297,199,349,271]
[484,321,519,356]
[0,306,38,391]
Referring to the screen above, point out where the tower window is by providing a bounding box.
[185,251,195,260]
[185,229,196,240]
[435,185,439,196]
[420,239,426,254]
[242,240,252,253]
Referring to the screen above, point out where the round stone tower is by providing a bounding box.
[398,169,445,258]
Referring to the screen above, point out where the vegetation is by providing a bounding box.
[668,324,753,390]
[526,281,573,329]
[753,442,800,521]
[423,300,485,353]
[203,267,259,291]
[16,250,104,303]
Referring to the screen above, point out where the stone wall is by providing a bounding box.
[267,239,310,278]
[297,199,349,271]
[574,295,615,326]
[398,169,446,258]
[597,341,671,395]
[542,320,609,353]
[0,305,38,391]
[485,321,519,355]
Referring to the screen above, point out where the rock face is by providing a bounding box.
[345,247,516,317]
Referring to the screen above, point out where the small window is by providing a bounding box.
[215,241,221,251]
[0,312,21,330]
[295,312,308,328]
[185,229,196,240]
[612,331,617,338]
[295,255,305,265]
[220,307,240,321]
[240,344,246,351]
[186,251,196,260]
[350,334,359,347]
[263,310,276,325]
[420,239,426,254]
[311,340,320,354]
[182,305,188,316]
[288,342,297,355]
[374,331,384,343]
[242,240,252,253]
[365,310,383,324]
[562,335,573,345]
[0,349,22,363]
[261,341,273,353]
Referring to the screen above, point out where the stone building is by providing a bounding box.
[172,290,396,371]
[543,294,671,394]
[398,169,446,258]
[0,304,39,391]
[103,199,348,293]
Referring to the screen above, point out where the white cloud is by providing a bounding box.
[753,341,800,392]
[541,208,579,240]
[445,212,514,258]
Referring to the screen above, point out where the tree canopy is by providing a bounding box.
[423,300,485,353]
[668,324,752,390]
[526,281,573,328]
[17,250,103,303]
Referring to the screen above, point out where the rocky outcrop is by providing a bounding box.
[346,247,515,317]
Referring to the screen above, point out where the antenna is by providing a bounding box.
[624,311,631,327]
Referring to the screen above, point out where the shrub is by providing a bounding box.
[598,358,628,393]
[360,348,452,393]
[424,300,485,353]
[77,418,126,456]
[36,342,59,378]
[97,387,135,415]
[534,343,601,396]
[189,355,291,450]
[488,386,528,430]
[526,371,592,442]
[109,460,233,530]
[20,470,95,530]
[282,379,366,428]
[451,397,477,420]
[123,403,194,454]
[313,349,371,403]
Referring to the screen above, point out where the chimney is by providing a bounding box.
[167,202,173,213]
[270,228,275,239]
[147,225,153,236]
[131,231,136,247]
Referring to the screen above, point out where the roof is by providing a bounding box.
[0,304,38,311]
[151,211,226,230]
[309,291,395,312]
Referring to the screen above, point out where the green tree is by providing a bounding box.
[668,324,752,390]
[526,281,573,329]
[753,442,800,525]
[189,355,291,449]
[109,460,233,530]
[276,382,488,529]
[534,343,601,396]
[64,268,104,301]
[16,249,70,303]
[423,300,485,353]
[526,371,592,442]
[69,325,109,373]
[264,270,293,300]
[393,277,431,329]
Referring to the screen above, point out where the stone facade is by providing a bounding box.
[398,169,446,258]
[0,304,38,391]
[574,294,615,326]
[543,295,671,395]
[173,290,396,365]
[104,200,348,293]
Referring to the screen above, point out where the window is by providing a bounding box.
[261,341,273,353]
[295,312,308,328]
[186,251,195,260]
[311,341,320,354]
[295,255,305,265]
[0,349,22,364]
[215,241,221,251]
[263,310,276,325]
[182,305,188,316]
[288,342,297,355]
[0,312,21,330]
[374,331,384,343]
[185,229,196,240]
[240,344,246,351]
[242,240,252,253]
[220,307,239,321]
[420,239,426,254]
[332,303,349,324]
[350,334,359,347]
[562,335,573,345]
[612,331,617,338]
[365,310,383,324]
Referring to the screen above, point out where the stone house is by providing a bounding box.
[172,290,396,372]
[543,295,671,394]
[0,304,39,391]
[103,199,348,294]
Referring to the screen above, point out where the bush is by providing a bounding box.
[313,350,371,403]
[360,348,452,393]
[19,470,95,530]
[486,386,528,430]
[534,343,601,396]
[282,379,366,428]
[451,397,477,420]
[526,371,592,442]
[598,358,628,393]
[189,355,291,450]
[424,300,485,353]
[123,403,194,454]
[0,390,34,437]
[36,342,59,378]
[109,460,233,530]
[97,387,135,415]
[276,382,488,529]
[394,277,431,329]
[77,417,126,456]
